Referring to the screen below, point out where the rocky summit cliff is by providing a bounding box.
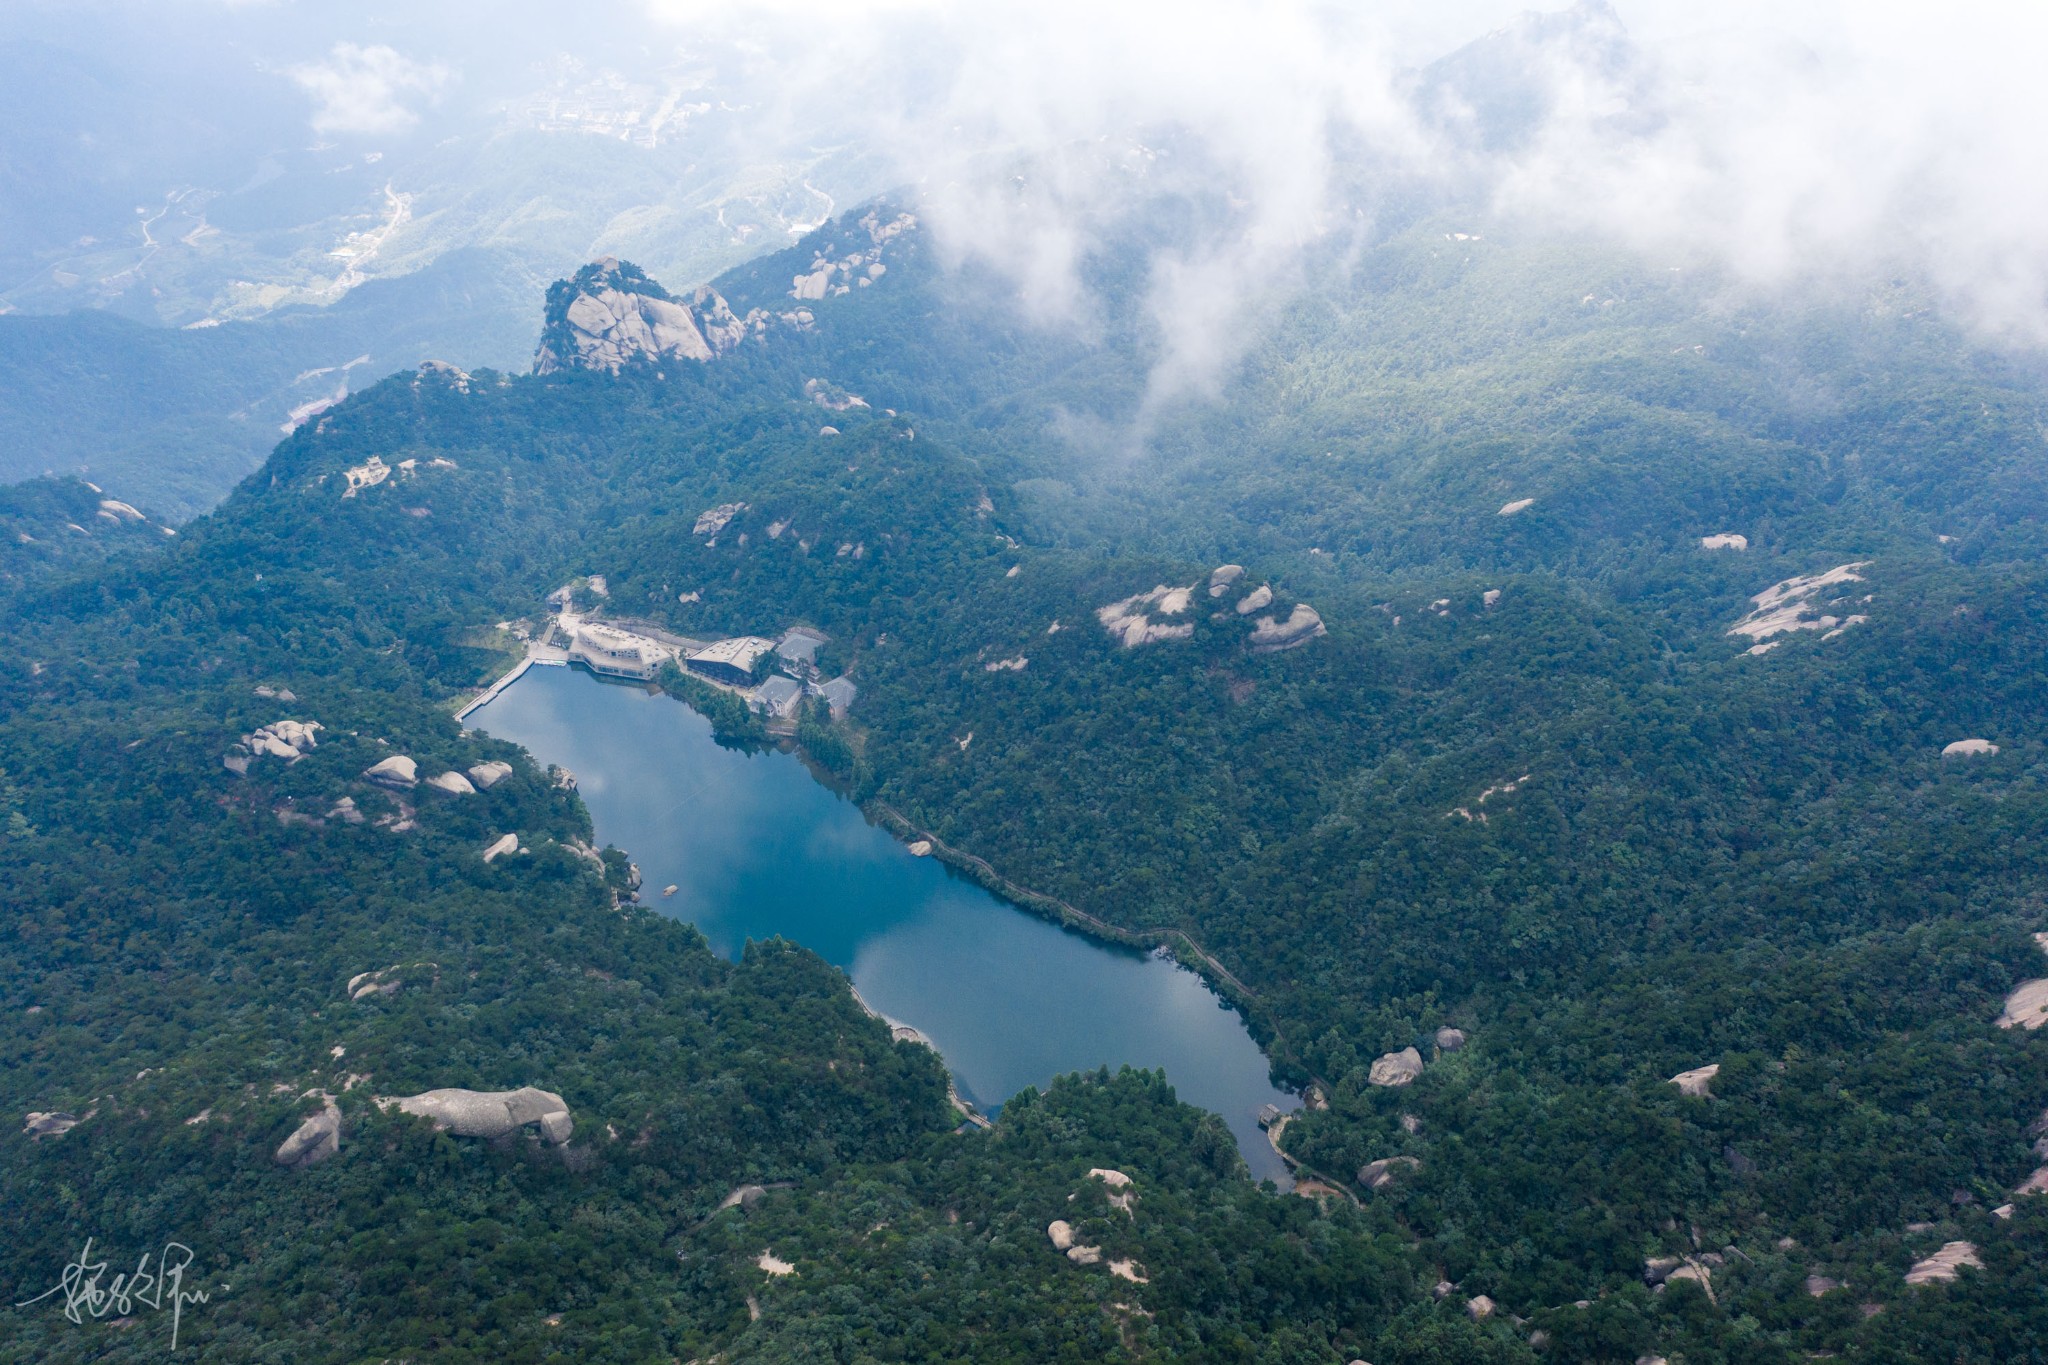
[534,257,760,375]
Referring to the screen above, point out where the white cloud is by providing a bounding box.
[1497,1,2048,346]
[639,0,2048,388]
[290,42,452,136]
[645,0,1441,404]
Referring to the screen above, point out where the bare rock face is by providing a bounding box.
[1098,585,1197,649]
[467,760,514,789]
[1670,1063,1720,1097]
[804,378,869,411]
[1047,1220,1076,1251]
[718,1184,770,1210]
[415,359,472,390]
[228,719,322,770]
[1700,533,1748,551]
[1466,1294,1496,1320]
[364,755,418,789]
[1943,738,2000,758]
[1358,1156,1421,1190]
[1249,604,1327,653]
[1434,1027,1467,1053]
[1904,1241,1982,1285]
[1235,583,1274,616]
[1066,1244,1104,1266]
[1999,979,2048,1029]
[275,1092,342,1168]
[787,210,917,302]
[1208,564,1245,597]
[348,961,432,1001]
[481,833,522,863]
[24,1111,81,1140]
[694,503,748,537]
[426,771,476,796]
[348,968,399,1001]
[1728,562,1873,649]
[1369,1047,1425,1087]
[535,258,756,374]
[382,1086,573,1145]
[1805,1274,1843,1297]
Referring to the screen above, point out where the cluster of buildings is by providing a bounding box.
[679,626,856,722]
[562,616,856,724]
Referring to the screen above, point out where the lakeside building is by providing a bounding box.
[812,675,857,718]
[775,627,828,676]
[568,622,671,680]
[686,636,776,686]
[749,674,805,720]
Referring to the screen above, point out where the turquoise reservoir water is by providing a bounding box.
[465,664,1297,1183]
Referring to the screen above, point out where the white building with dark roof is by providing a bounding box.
[775,627,828,672]
[813,676,858,718]
[749,674,806,720]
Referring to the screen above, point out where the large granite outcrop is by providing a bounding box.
[1248,604,1326,653]
[467,760,514,789]
[1369,1047,1425,1087]
[535,258,757,374]
[1098,584,1196,648]
[24,1110,82,1140]
[226,719,322,773]
[275,1092,342,1168]
[1905,1240,1982,1285]
[381,1086,573,1145]
[1670,1063,1720,1097]
[1358,1155,1421,1190]
[364,755,418,789]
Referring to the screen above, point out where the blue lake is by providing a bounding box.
[464,663,1297,1183]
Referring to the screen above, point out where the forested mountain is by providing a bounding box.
[0,2,899,519]
[0,252,545,518]
[4,177,2048,1365]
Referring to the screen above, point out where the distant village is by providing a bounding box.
[482,578,856,731]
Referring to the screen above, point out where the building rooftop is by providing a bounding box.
[687,636,776,671]
[756,675,804,707]
[775,628,827,664]
[814,676,858,714]
[575,622,656,650]
[568,622,670,680]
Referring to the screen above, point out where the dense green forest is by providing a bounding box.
[4,198,2048,1361]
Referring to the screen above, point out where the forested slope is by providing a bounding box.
[4,196,2048,1362]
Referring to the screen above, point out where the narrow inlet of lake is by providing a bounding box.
[464,664,1298,1184]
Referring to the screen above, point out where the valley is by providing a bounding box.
[463,663,1300,1183]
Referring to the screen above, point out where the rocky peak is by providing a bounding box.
[535,258,760,375]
